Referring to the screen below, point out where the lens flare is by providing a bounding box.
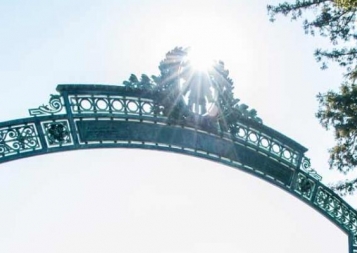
[186,48,214,71]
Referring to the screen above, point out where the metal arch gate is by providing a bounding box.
[0,84,356,252]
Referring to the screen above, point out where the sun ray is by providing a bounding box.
[186,47,215,72]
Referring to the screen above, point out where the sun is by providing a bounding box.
[178,47,220,116]
[186,47,214,71]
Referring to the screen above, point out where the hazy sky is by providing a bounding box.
[0,0,351,252]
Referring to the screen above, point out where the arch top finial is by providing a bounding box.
[132,47,263,130]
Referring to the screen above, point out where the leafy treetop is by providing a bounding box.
[268,0,357,195]
[268,0,357,78]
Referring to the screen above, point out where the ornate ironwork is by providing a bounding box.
[64,91,300,167]
[300,156,322,181]
[315,187,357,237]
[1,47,357,252]
[29,94,64,116]
[69,95,158,116]
[43,121,72,146]
[123,74,154,90]
[295,173,315,199]
[150,47,262,130]
[0,124,40,156]
[229,122,300,166]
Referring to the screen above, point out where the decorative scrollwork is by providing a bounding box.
[300,156,322,181]
[43,121,71,146]
[295,173,315,199]
[315,187,357,237]
[0,125,40,156]
[353,235,357,245]
[29,95,64,116]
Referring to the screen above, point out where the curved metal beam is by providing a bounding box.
[1,84,356,252]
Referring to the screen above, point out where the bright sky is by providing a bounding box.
[0,0,351,252]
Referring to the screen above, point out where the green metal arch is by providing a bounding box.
[1,84,356,252]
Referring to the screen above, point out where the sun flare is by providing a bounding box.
[186,48,214,71]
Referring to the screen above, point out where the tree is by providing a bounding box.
[267,0,357,195]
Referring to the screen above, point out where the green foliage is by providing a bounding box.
[268,0,357,195]
[330,177,357,195]
[268,0,357,78]
[317,84,357,177]
[335,0,357,9]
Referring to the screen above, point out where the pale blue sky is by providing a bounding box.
[0,0,350,252]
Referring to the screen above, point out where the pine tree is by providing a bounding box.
[268,0,357,195]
